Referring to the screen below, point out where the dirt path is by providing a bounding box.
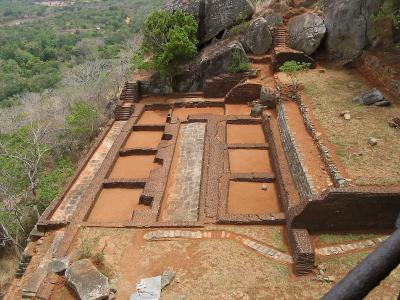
[284,101,332,191]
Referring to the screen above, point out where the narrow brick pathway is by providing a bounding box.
[162,122,206,222]
[51,121,126,222]
[315,236,389,256]
[144,230,293,264]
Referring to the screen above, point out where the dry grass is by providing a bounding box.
[315,233,377,247]
[0,249,18,295]
[279,66,400,186]
[55,227,400,299]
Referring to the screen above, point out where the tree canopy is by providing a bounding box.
[134,9,198,78]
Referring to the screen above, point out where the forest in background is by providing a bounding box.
[0,0,163,290]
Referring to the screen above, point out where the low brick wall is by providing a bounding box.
[203,73,248,98]
[290,187,400,231]
[297,99,347,188]
[224,82,262,104]
[289,228,315,275]
[272,46,315,72]
[277,101,316,200]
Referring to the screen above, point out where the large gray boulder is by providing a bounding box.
[288,13,326,55]
[165,0,254,45]
[243,17,273,55]
[324,0,369,63]
[65,259,113,300]
[175,40,249,92]
[353,88,385,105]
[141,40,248,94]
[262,11,283,28]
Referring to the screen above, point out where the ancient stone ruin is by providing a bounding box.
[5,0,400,299]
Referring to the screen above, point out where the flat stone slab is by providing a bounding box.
[66,259,112,300]
[23,231,64,296]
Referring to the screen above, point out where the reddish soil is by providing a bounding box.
[108,155,159,179]
[228,181,281,214]
[229,149,273,174]
[87,188,145,223]
[284,101,332,191]
[172,107,224,121]
[123,131,163,149]
[225,104,252,116]
[137,110,169,125]
[300,92,350,181]
[226,124,265,144]
[249,62,275,88]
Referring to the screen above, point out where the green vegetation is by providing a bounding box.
[65,101,100,145]
[279,60,311,89]
[0,0,163,261]
[229,50,250,73]
[371,0,400,30]
[226,20,250,38]
[134,9,198,78]
[0,0,164,103]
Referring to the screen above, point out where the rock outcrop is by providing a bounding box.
[323,0,368,63]
[243,17,273,55]
[165,0,254,45]
[262,10,283,28]
[140,40,248,94]
[288,13,326,55]
[66,259,114,300]
[353,88,388,105]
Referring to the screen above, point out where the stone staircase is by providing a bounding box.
[114,103,134,121]
[274,26,289,48]
[113,81,139,121]
[120,81,140,103]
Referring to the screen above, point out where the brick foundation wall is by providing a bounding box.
[290,187,400,231]
[277,101,316,200]
[203,73,248,98]
[289,228,315,275]
[225,82,262,104]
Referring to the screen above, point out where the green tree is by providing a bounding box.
[134,9,198,78]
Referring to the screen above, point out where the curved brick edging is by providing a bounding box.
[144,229,293,264]
[315,236,389,256]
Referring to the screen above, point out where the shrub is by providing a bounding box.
[133,9,198,78]
[279,60,311,89]
[371,0,400,30]
[229,50,250,73]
